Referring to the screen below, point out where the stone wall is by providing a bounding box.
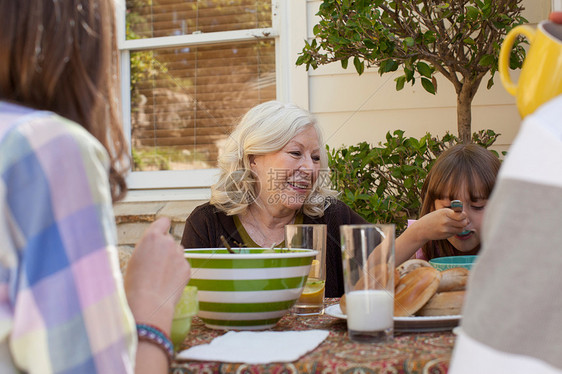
[114,200,207,247]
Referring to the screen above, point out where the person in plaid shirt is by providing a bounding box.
[0,0,190,373]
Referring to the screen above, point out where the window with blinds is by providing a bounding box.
[126,0,276,172]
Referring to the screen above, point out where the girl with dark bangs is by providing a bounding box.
[396,144,501,264]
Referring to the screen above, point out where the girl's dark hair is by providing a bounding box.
[419,143,501,259]
[0,0,129,201]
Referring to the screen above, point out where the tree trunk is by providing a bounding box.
[457,84,474,144]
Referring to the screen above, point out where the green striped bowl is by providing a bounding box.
[184,248,317,330]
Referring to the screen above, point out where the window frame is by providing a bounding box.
[114,0,308,201]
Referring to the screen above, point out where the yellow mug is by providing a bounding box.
[499,21,562,118]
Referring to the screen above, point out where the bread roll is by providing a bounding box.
[396,259,432,279]
[394,267,441,317]
[340,293,347,314]
[417,290,466,316]
[437,267,469,292]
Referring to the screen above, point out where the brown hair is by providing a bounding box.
[419,143,501,259]
[0,0,129,201]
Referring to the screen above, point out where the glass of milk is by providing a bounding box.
[340,224,395,343]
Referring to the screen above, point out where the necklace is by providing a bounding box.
[244,207,295,248]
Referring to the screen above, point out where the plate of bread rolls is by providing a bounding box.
[327,259,468,332]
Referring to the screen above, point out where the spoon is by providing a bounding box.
[220,235,236,254]
[451,200,471,235]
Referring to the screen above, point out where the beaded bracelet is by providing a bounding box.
[136,323,174,365]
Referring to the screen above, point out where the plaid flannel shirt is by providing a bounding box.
[0,102,136,373]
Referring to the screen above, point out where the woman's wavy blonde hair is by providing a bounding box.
[211,101,339,217]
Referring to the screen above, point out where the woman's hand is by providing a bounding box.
[124,217,191,333]
[125,217,191,373]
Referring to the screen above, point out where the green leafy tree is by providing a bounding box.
[297,0,528,143]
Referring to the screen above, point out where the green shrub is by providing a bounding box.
[328,129,501,233]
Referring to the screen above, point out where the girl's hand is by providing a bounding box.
[415,208,468,242]
[395,208,468,265]
[124,217,191,334]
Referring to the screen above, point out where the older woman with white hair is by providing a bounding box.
[181,100,367,297]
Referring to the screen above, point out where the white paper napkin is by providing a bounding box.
[176,330,329,364]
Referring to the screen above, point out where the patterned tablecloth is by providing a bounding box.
[170,299,456,373]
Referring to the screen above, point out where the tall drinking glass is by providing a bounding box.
[285,224,327,316]
[341,224,395,343]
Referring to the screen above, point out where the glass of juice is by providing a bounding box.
[285,224,327,316]
[171,285,198,350]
